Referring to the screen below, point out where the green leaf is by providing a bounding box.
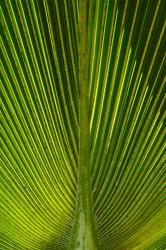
[1,0,165,249]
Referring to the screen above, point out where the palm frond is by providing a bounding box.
[1,0,165,249]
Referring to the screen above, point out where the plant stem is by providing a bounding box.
[68,1,99,249]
